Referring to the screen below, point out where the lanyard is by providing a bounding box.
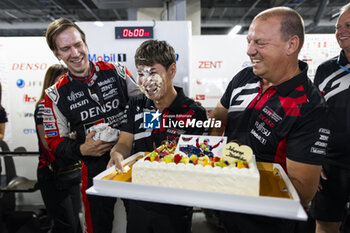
[337,56,350,73]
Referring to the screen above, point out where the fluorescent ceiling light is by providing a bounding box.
[94,21,104,27]
[228,25,242,36]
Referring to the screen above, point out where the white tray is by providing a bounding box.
[87,152,307,221]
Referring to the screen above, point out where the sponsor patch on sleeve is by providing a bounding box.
[44,123,57,130]
[319,128,330,135]
[310,147,326,155]
[43,107,53,115]
[45,131,58,137]
[114,62,126,80]
[45,84,60,104]
[43,116,55,122]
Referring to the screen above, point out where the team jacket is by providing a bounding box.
[121,86,208,153]
[44,61,140,176]
[34,100,55,169]
[314,50,350,169]
[221,61,329,170]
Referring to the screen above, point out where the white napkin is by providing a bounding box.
[88,123,120,142]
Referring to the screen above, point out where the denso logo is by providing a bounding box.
[80,99,119,121]
[12,63,47,71]
[198,61,222,69]
[67,91,84,102]
[23,94,37,103]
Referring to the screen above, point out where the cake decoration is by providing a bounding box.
[178,136,225,158]
[131,135,260,196]
[222,141,253,164]
[140,136,250,169]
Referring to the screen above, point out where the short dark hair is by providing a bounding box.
[134,40,176,71]
[254,7,305,53]
[46,18,86,52]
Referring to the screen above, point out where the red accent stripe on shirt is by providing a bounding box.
[83,64,96,84]
[81,162,93,233]
[279,94,307,117]
[248,89,261,109]
[275,138,287,172]
[254,88,277,110]
[56,73,69,88]
[97,61,115,70]
[295,85,304,91]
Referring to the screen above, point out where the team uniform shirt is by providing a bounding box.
[221,61,329,170]
[121,86,208,153]
[44,61,140,177]
[314,50,350,169]
[34,100,55,169]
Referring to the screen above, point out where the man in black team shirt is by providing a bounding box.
[108,40,207,233]
[44,18,140,233]
[210,7,329,233]
[310,3,350,233]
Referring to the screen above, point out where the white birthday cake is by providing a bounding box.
[132,135,260,196]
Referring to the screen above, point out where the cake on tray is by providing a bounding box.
[132,135,260,196]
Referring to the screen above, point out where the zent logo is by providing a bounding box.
[198,61,222,69]
[143,111,161,129]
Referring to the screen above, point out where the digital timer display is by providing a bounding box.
[115,26,154,39]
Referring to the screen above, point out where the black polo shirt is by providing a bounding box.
[121,86,207,153]
[314,50,350,169]
[221,61,329,170]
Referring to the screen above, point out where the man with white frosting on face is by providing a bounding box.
[108,40,207,233]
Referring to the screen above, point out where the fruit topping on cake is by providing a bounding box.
[143,149,249,169]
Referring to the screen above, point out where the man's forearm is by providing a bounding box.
[111,142,132,159]
[289,176,318,207]
[287,160,322,207]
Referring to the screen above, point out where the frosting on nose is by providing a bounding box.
[137,73,163,98]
